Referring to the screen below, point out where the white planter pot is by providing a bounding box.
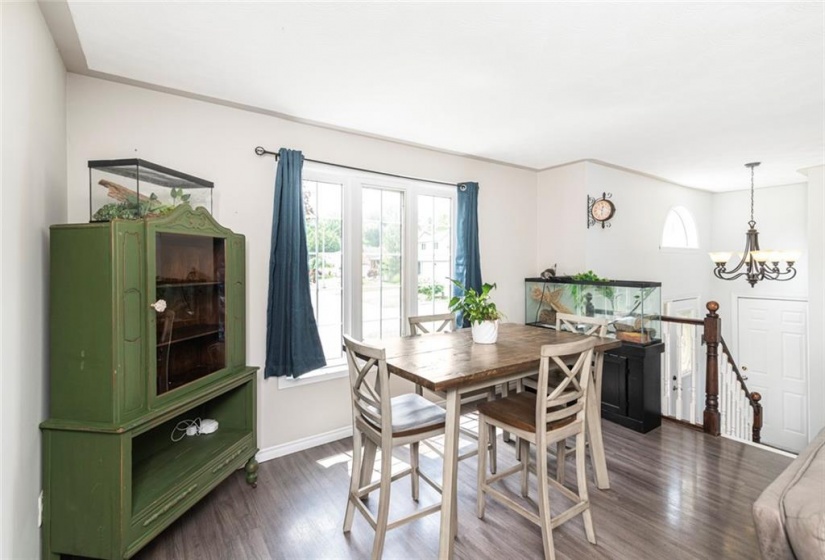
[471,320,499,344]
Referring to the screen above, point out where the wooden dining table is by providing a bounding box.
[378,322,622,559]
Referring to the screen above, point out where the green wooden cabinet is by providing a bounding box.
[41,206,258,559]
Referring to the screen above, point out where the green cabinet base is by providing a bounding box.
[41,369,258,560]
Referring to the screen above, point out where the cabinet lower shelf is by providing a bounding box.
[42,370,258,560]
[132,429,250,514]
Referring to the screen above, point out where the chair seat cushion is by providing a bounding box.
[477,392,574,433]
[390,393,446,437]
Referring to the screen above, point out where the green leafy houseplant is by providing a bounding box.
[448,279,503,344]
[570,270,615,314]
[448,279,502,323]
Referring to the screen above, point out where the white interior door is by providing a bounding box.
[737,297,808,453]
[663,298,701,423]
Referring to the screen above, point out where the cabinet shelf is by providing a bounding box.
[158,324,222,347]
[131,429,249,515]
[156,281,223,289]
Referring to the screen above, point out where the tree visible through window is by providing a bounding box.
[661,206,698,249]
[304,180,344,366]
[299,169,455,379]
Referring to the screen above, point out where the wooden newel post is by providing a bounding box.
[703,301,721,436]
[751,392,763,443]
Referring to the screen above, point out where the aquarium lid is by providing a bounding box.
[524,277,662,288]
[88,159,214,189]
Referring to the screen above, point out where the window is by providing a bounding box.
[283,165,456,386]
[304,179,344,368]
[362,187,403,340]
[661,206,698,249]
[416,195,452,317]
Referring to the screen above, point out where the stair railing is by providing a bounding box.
[660,301,763,443]
[718,337,763,442]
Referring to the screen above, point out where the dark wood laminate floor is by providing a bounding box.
[134,420,791,560]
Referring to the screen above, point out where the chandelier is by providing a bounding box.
[710,162,799,287]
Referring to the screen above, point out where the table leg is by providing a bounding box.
[438,389,460,558]
[588,354,610,490]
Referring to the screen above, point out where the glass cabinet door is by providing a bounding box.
[154,233,226,395]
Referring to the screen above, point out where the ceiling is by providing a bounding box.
[51,1,824,192]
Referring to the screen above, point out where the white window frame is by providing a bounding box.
[279,164,457,389]
[660,205,699,251]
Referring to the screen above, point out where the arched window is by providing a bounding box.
[661,206,698,249]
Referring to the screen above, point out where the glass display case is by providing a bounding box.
[42,205,258,560]
[89,158,213,222]
[155,232,226,394]
[525,277,662,345]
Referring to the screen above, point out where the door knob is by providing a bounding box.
[150,299,167,313]
[742,365,748,371]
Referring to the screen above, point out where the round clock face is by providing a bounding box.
[591,199,615,222]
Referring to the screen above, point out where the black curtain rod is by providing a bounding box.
[254,146,459,188]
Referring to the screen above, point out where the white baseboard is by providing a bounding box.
[256,425,353,464]
[254,386,511,464]
[721,434,798,458]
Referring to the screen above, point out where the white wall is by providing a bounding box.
[537,161,714,303]
[803,166,824,437]
[1,2,67,558]
[536,162,588,273]
[66,74,537,452]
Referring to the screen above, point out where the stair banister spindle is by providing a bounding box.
[690,350,698,425]
[735,374,741,438]
[720,358,725,434]
[719,353,725,434]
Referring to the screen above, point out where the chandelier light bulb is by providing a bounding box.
[709,251,732,265]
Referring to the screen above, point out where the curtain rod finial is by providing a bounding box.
[255,146,266,156]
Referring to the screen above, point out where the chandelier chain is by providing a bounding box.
[750,163,755,224]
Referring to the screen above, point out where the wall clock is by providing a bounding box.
[587,192,615,229]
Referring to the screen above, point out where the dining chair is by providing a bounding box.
[476,336,599,560]
[408,313,498,473]
[514,314,609,483]
[342,335,445,560]
[553,314,609,484]
[518,314,608,391]
[408,312,455,339]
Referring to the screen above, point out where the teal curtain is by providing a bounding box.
[264,148,326,378]
[454,182,483,328]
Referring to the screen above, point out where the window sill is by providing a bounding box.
[659,246,700,254]
[276,364,348,390]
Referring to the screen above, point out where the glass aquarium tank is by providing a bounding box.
[525,277,662,345]
[89,159,213,222]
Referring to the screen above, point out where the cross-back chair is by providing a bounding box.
[553,314,609,484]
[407,313,498,473]
[408,312,455,337]
[513,314,610,484]
[342,335,446,560]
[476,337,599,560]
